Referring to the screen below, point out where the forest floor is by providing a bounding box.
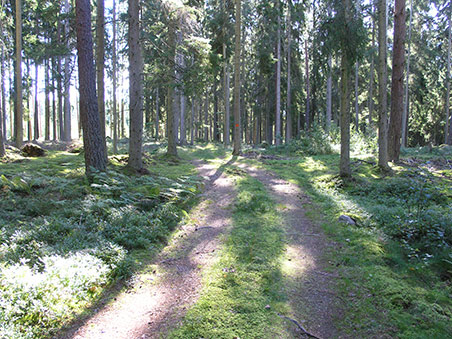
[1,142,451,338]
[61,151,339,338]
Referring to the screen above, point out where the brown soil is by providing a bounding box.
[237,163,340,339]
[59,158,340,339]
[59,160,236,339]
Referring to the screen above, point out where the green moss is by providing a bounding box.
[170,169,290,338]
[254,152,452,338]
[0,148,200,338]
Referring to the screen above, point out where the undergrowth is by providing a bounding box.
[258,151,452,338]
[0,149,200,338]
[170,168,290,338]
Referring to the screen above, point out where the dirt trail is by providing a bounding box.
[237,163,339,339]
[62,160,236,339]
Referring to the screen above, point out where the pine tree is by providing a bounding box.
[232,0,241,155]
[75,0,107,174]
[128,0,144,170]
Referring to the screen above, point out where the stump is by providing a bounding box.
[21,144,46,157]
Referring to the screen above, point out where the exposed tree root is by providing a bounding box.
[277,313,321,339]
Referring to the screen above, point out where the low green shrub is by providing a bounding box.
[0,151,200,338]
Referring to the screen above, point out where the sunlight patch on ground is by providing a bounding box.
[281,245,314,279]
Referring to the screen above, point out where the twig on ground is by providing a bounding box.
[277,313,321,339]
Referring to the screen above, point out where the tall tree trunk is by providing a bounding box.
[121,99,125,138]
[180,88,186,145]
[275,0,281,145]
[1,45,6,141]
[340,56,351,178]
[354,61,359,131]
[378,0,390,170]
[304,39,310,131]
[0,40,4,154]
[145,91,151,134]
[204,88,209,141]
[446,6,452,144]
[75,0,107,174]
[167,21,177,156]
[155,88,159,140]
[0,89,4,155]
[57,21,63,140]
[368,5,376,130]
[339,0,352,178]
[224,55,230,145]
[63,0,71,141]
[15,0,23,147]
[180,57,186,145]
[128,0,144,169]
[26,60,31,141]
[388,0,406,162]
[286,2,292,143]
[190,98,195,145]
[112,0,118,153]
[52,58,57,140]
[34,62,39,139]
[326,56,333,132]
[45,59,50,140]
[232,0,241,155]
[402,0,412,146]
[213,80,219,141]
[96,0,106,148]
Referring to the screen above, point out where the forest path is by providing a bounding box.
[236,162,339,338]
[64,159,236,339]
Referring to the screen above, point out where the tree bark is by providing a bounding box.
[57,20,63,140]
[0,41,4,154]
[112,0,118,153]
[304,39,310,131]
[52,58,57,140]
[155,87,160,140]
[368,4,376,130]
[354,61,359,131]
[446,6,452,144]
[96,0,106,147]
[223,43,230,146]
[339,52,351,178]
[190,98,195,145]
[388,0,406,162]
[1,44,6,141]
[75,0,107,174]
[204,88,209,141]
[167,21,178,156]
[275,0,281,145]
[128,0,144,170]
[121,99,125,138]
[63,0,72,141]
[15,0,23,147]
[378,0,390,170]
[402,0,412,146]
[286,1,292,143]
[326,56,332,132]
[44,59,50,140]
[180,57,187,145]
[34,62,39,139]
[339,0,352,178]
[232,0,241,155]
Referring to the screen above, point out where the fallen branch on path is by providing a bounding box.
[277,313,321,339]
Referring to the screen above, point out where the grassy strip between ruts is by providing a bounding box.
[170,166,292,338]
[255,154,452,338]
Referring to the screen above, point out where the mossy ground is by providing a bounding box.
[0,144,201,338]
[253,148,452,338]
[170,166,291,338]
